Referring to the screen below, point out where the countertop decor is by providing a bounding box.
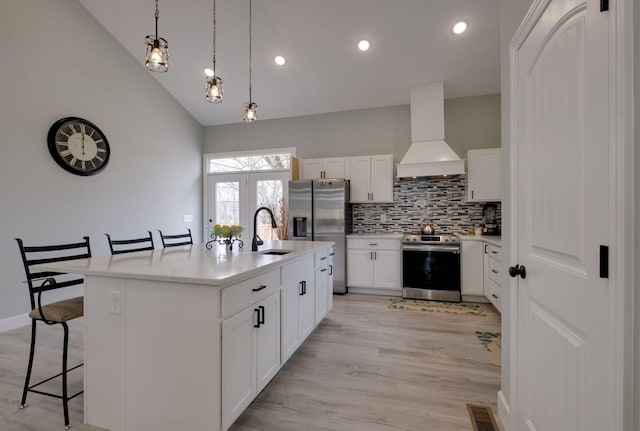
[207,224,244,250]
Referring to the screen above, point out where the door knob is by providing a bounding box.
[508,264,526,279]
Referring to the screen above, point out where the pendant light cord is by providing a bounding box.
[154,0,159,40]
[248,0,253,104]
[212,0,217,73]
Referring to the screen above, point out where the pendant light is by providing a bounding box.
[205,0,223,103]
[144,0,169,73]
[243,0,257,123]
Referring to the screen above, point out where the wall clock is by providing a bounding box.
[47,117,110,176]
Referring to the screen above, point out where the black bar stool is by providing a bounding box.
[158,228,193,248]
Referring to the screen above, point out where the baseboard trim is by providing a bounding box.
[348,287,402,297]
[0,313,30,333]
[497,390,511,431]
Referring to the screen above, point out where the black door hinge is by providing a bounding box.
[599,245,609,278]
[600,0,609,12]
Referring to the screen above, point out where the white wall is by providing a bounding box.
[498,0,534,418]
[634,0,639,426]
[0,0,203,321]
[204,94,501,161]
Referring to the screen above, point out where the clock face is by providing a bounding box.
[47,117,110,176]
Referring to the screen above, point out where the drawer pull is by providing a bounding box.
[329,265,333,275]
[254,308,261,328]
[491,251,498,254]
[321,268,327,272]
[329,253,335,256]
[491,269,498,274]
[320,256,327,261]
[369,243,378,246]
[299,281,304,296]
[252,285,267,292]
[492,294,498,299]
[258,305,265,325]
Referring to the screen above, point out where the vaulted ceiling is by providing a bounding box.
[78,0,500,126]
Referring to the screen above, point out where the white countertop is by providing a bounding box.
[346,233,404,240]
[456,233,502,247]
[35,240,333,288]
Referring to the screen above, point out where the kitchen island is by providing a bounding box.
[37,240,334,431]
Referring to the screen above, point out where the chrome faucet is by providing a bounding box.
[252,206,277,251]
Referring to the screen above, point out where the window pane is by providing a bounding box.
[209,153,291,173]
[256,180,284,240]
[216,182,239,226]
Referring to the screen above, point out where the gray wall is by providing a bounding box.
[204,94,501,162]
[498,0,534,415]
[0,0,203,321]
[635,0,639,427]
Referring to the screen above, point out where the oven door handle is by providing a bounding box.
[402,245,460,253]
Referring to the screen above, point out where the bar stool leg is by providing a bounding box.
[20,319,37,408]
[62,322,70,429]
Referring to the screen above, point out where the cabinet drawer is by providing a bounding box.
[347,238,401,250]
[486,244,502,262]
[488,278,502,312]
[281,255,314,285]
[488,257,501,283]
[315,249,329,267]
[222,269,280,318]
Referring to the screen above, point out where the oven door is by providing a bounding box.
[402,244,461,302]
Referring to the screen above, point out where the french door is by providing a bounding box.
[206,171,289,244]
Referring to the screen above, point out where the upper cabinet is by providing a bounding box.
[301,157,346,180]
[348,155,394,203]
[467,148,501,202]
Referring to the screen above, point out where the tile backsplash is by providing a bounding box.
[352,176,501,234]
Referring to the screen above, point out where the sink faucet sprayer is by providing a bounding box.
[252,207,278,251]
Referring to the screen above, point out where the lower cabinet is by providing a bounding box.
[327,249,334,312]
[461,240,484,296]
[315,249,330,325]
[484,243,502,312]
[346,238,402,293]
[280,255,315,364]
[221,291,280,430]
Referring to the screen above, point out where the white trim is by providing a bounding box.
[0,313,31,333]
[497,390,511,431]
[203,146,297,160]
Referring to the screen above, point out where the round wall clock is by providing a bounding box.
[47,117,110,176]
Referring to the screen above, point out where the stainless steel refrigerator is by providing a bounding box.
[288,179,352,294]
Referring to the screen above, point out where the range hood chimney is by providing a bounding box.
[396,82,465,179]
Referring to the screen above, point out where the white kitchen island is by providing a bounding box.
[37,240,334,431]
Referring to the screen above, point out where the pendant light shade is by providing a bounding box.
[144,0,169,73]
[205,0,223,103]
[243,0,257,123]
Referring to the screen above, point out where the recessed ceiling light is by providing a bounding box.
[204,67,214,77]
[357,40,370,52]
[453,21,468,34]
[274,55,286,66]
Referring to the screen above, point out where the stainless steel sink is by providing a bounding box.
[259,249,294,255]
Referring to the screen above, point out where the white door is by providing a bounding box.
[348,157,371,202]
[346,249,373,287]
[512,0,612,429]
[280,280,301,363]
[323,158,345,179]
[314,266,328,324]
[301,159,323,179]
[255,293,280,393]
[372,250,401,289]
[249,171,290,242]
[298,274,315,341]
[369,155,393,202]
[206,173,249,238]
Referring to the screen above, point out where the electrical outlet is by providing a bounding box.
[380,214,387,223]
[183,214,193,222]
[110,291,122,315]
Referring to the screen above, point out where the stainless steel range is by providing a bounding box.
[402,234,461,302]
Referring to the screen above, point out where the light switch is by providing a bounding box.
[110,291,122,315]
[183,214,193,222]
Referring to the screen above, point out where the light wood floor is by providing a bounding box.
[0,294,501,431]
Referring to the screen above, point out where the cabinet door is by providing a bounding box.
[256,293,280,393]
[301,159,323,180]
[370,155,394,203]
[461,241,484,295]
[323,158,345,179]
[348,157,371,203]
[483,244,492,301]
[280,280,301,363]
[327,254,334,312]
[372,249,401,289]
[346,248,373,287]
[222,307,257,430]
[298,275,315,341]
[314,266,328,325]
[467,149,501,202]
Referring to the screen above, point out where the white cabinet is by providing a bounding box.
[484,243,502,312]
[461,240,484,296]
[467,148,501,202]
[280,255,315,363]
[314,250,329,325]
[346,237,401,293]
[301,157,346,179]
[348,155,394,203]
[327,249,334,312]
[222,271,280,429]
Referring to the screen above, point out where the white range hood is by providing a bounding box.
[396,82,466,179]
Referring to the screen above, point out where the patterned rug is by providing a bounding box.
[475,331,501,366]
[387,298,486,316]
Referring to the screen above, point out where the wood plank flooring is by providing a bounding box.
[0,294,501,431]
